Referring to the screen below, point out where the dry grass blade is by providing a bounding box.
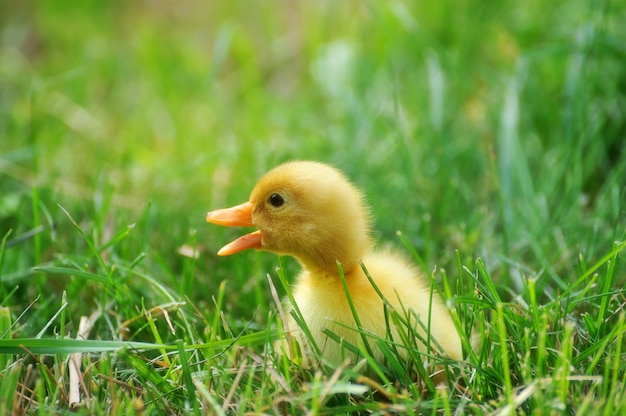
[69,307,103,409]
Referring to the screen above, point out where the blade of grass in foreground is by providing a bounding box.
[177,339,200,416]
[0,307,12,370]
[0,339,166,354]
[0,328,281,355]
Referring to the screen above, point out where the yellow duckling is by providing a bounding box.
[206,161,462,372]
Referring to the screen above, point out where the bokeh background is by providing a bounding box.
[2,0,625,326]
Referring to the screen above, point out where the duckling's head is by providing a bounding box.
[206,161,372,274]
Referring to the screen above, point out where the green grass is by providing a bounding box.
[1,0,625,414]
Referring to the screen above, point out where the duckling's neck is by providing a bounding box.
[298,257,360,279]
[292,228,373,279]
[296,242,372,279]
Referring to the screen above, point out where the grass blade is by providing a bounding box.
[0,338,167,354]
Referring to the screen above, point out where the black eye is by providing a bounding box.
[268,193,284,207]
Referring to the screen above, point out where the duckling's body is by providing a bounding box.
[291,249,462,364]
[206,161,462,368]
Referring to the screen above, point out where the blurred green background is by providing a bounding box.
[1,0,625,322]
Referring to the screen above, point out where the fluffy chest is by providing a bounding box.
[290,270,389,360]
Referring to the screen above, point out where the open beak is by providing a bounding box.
[206,201,262,256]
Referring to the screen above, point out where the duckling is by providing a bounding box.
[206,161,462,372]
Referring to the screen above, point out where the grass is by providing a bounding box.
[1,0,625,414]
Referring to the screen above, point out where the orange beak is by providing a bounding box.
[206,201,262,256]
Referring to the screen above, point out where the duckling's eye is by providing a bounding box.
[268,193,284,207]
